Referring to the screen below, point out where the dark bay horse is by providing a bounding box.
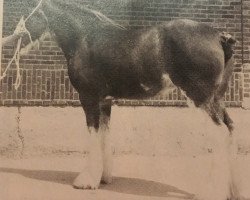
[14,0,239,199]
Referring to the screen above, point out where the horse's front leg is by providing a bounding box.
[99,99,113,184]
[73,94,104,189]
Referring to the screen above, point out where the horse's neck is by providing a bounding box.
[42,4,84,56]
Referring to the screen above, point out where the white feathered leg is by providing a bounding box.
[227,131,241,200]
[99,101,113,184]
[73,128,103,189]
[195,115,241,200]
[101,129,113,184]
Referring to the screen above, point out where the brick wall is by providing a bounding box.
[243,64,250,99]
[242,0,250,106]
[243,0,250,64]
[0,0,246,107]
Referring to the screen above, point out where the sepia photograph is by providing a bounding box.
[0,0,249,199]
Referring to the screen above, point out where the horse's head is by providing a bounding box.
[16,0,126,56]
[25,10,48,40]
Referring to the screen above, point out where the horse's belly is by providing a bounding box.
[139,73,176,98]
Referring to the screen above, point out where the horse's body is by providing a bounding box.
[18,0,239,198]
[53,18,234,130]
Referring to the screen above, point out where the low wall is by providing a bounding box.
[0,106,249,158]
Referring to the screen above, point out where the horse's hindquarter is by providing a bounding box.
[161,19,226,106]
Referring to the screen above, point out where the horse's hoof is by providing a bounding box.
[227,196,247,200]
[227,194,245,200]
[73,172,100,189]
[101,175,113,184]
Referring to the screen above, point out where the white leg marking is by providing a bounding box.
[195,120,241,200]
[97,105,113,184]
[196,141,231,200]
[101,128,113,184]
[227,132,241,200]
[99,111,113,184]
[73,128,103,189]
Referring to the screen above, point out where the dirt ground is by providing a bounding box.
[0,107,250,200]
[1,155,250,200]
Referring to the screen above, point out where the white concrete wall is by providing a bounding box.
[0,106,249,158]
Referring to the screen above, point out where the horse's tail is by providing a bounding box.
[215,32,236,99]
[201,32,236,131]
[220,32,237,64]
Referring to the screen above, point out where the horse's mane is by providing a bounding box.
[45,0,126,30]
[82,7,126,30]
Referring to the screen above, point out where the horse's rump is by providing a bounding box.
[161,19,232,106]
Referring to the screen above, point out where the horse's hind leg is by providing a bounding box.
[215,57,235,133]
[204,95,242,200]
[203,58,235,133]
[73,94,103,189]
[203,97,234,133]
[215,99,234,133]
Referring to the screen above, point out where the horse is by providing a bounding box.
[9,0,240,199]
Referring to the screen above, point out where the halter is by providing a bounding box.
[0,0,47,90]
[1,0,125,90]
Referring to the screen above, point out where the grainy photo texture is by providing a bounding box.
[0,0,250,200]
